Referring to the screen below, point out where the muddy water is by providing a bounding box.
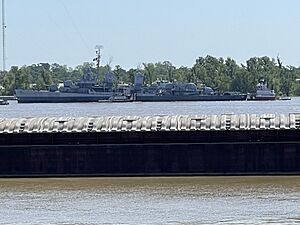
[0,176,299,224]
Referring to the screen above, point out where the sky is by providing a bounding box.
[3,0,300,70]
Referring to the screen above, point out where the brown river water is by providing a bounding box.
[0,176,299,224]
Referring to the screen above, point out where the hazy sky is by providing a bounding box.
[4,0,300,69]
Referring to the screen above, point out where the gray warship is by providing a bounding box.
[15,71,247,103]
[15,46,126,103]
[15,44,247,103]
[15,70,119,103]
[132,72,247,102]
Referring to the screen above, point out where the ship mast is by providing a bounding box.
[94,45,103,77]
[1,0,6,71]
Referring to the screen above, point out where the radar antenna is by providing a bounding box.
[93,45,103,77]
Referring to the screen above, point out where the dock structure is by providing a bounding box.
[0,114,300,177]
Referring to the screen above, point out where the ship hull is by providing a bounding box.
[16,90,248,103]
[15,89,113,103]
[135,94,248,102]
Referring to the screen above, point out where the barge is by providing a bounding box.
[0,114,299,177]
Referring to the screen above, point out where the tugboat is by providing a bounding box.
[252,80,276,101]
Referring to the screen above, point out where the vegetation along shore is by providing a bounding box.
[1,55,299,96]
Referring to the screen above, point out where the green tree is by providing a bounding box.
[143,63,155,84]
[113,65,127,84]
[174,66,191,82]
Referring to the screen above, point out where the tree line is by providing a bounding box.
[1,55,300,96]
